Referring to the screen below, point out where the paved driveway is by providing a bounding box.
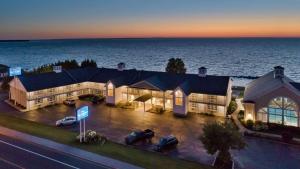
[1,92,300,169]
[0,93,219,165]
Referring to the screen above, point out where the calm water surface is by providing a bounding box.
[0,38,300,86]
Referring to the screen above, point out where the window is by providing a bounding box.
[175,90,183,106]
[67,92,73,98]
[35,98,43,105]
[259,97,299,127]
[107,82,114,96]
[257,108,268,122]
[66,85,72,91]
[208,95,217,104]
[208,104,217,112]
[48,96,55,103]
[48,88,55,93]
[35,90,44,95]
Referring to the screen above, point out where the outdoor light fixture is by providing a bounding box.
[247,113,253,120]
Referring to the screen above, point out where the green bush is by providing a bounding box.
[253,121,268,131]
[227,100,237,115]
[246,119,254,129]
[237,110,244,120]
[155,107,164,113]
[77,130,107,145]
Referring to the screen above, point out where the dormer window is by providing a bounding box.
[107,82,114,96]
[175,90,183,106]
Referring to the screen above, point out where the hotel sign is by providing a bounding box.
[9,67,22,76]
[76,106,89,121]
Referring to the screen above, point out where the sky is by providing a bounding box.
[1,0,300,39]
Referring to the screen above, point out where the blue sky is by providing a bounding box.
[1,0,300,39]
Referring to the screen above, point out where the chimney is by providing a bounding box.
[117,62,125,71]
[198,67,207,77]
[274,66,284,79]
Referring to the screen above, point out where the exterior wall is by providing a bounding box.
[115,86,126,103]
[9,78,27,108]
[188,93,228,117]
[173,88,188,116]
[243,102,255,121]
[105,82,115,105]
[9,78,106,111]
[244,85,300,127]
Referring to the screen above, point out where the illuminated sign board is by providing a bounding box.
[53,66,62,73]
[9,67,22,76]
[76,106,89,121]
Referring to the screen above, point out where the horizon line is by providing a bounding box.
[1,36,300,41]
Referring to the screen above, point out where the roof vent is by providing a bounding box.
[274,66,284,79]
[117,62,126,71]
[198,67,207,77]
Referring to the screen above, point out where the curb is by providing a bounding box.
[0,126,144,169]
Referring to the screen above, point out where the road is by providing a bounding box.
[0,134,110,169]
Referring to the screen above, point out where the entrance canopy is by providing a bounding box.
[134,94,152,102]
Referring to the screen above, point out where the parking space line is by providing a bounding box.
[0,139,80,169]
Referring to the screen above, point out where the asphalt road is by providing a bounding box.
[0,134,110,169]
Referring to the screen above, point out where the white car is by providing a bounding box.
[56,116,77,126]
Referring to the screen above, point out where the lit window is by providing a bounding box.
[208,95,217,103]
[208,104,217,112]
[107,82,114,96]
[48,96,55,103]
[67,92,73,98]
[175,90,183,106]
[35,98,43,105]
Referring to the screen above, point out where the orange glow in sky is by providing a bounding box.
[1,0,300,39]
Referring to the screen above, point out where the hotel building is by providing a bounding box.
[9,64,232,116]
[244,66,300,127]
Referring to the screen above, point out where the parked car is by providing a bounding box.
[125,129,154,144]
[92,96,104,104]
[154,135,178,151]
[56,116,77,126]
[63,99,76,106]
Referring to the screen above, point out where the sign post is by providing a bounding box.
[76,106,89,143]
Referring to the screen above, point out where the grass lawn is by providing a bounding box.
[0,113,212,169]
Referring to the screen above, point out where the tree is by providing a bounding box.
[227,100,237,115]
[81,59,97,68]
[29,59,80,74]
[165,58,186,74]
[200,122,246,168]
[1,76,13,91]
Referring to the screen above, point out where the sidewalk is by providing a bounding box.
[0,126,144,169]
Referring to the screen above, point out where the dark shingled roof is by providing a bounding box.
[18,67,230,96]
[290,82,300,91]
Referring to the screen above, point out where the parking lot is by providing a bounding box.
[2,92,300,169]
[0,93,221,165]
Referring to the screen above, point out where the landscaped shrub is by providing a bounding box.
[253,121,268,131]
[237,110,244,120]
[77,130,107,145]
[155,107,164,113]
[281,131,294,143]
[227,100,237,115]
[116,102,134,109]
[246,119,254,129]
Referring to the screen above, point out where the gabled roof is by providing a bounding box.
[290,82,300,92]
[17,67,230,96]
[244,70,300,102]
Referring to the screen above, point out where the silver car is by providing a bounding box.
[56,116,77,126]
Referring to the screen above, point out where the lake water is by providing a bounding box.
[0,38,300,86]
